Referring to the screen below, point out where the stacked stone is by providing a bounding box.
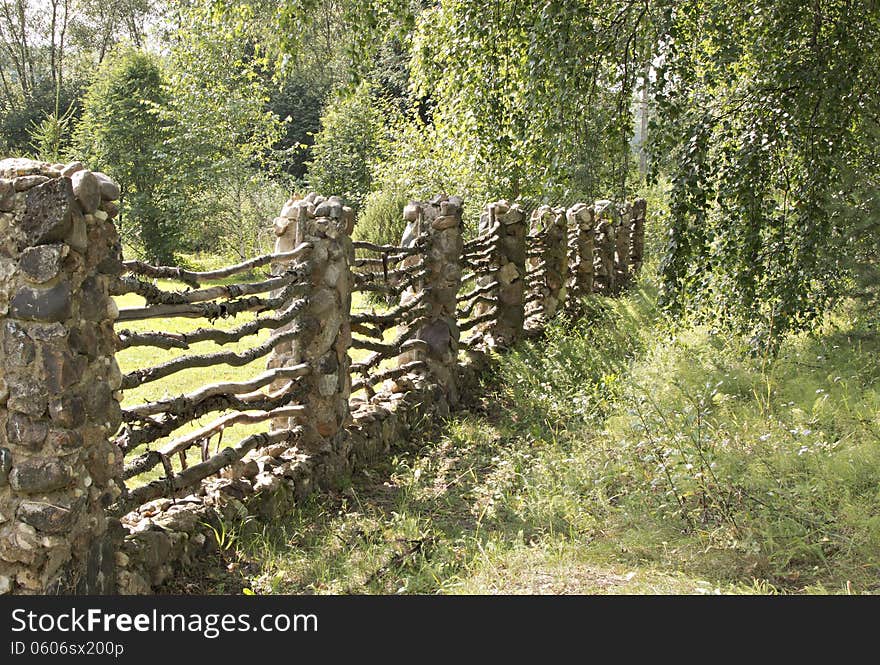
[267,191,325,400]
[525,205,568,325]
[592,199,617,295]
[267,194,354,468]
[398,195,463,404]
[629,198,647,273]
[565,203,595,308]
[474,200,526,348]
[0,158,123,594]
[614,201,633,290]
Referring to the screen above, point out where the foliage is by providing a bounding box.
[306,80,389,208]
[27,101,77,162]
[0,0,155,154]
[410,0,654,202]
[72,48,175,262]
[354,186,409,247]
[650,0,880,348]
[157,0,286,255]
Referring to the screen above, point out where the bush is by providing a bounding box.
[354,187,410,247]
[306,81,388,209]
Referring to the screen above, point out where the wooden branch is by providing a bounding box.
[118,382,306,451]
[351,360,427,393]
[117,297,307,350]
[117,427,302,515]
[457,294,496,319]
[351,291,427,326]
[350,321,385,340]
[122,242,313,287]
[352,240,421,254]
[459,310,497,331]
[121,325,303,390]
[116,274,308,323]
[456,281,499,303]
[352,266,421,284]
[124,405,306,481]
[351,337,404,355]
[124,363,310,419]
[350,321,428,374]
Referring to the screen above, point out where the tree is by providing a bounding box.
[156,0,285,256]
[306,80,389,208]
[73,48,174,262]
[649,0,880,348]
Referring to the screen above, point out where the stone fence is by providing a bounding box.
[0,158,646,594]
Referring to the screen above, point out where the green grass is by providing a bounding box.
[188,275,880,595]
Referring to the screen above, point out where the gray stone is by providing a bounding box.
[48,395,86,429]
[70,170,100,213]
[6,413,48,449]
[431,215,458,230]
[10,283,72,322]
[42,347,85,392]
[20,177,75,248]
[0,448,11,486]
[0,158,47,177]
[0,178,14,211]
[78,276,106,320]
[93,172,119,201]
[60,162,84,178]
[10,458,73,493]
[96,252,123,275]
[27,322,66,342]
[66,215,88,253]
[20,244,64,283]
[403,203,420,222]
[17,500,75,534]
[83,380,113,419]
[7,379,47,416]
[68,324,98,358]
[3,320,35,365]
[14,175,50,191]
[314,200,343,219]
[45,429,82,450]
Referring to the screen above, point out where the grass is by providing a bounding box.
[171,274,880,595]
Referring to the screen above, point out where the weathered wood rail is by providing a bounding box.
[0,158,646,594]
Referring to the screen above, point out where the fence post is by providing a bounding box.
[592,199,617,295]
[630,198,647,274]
[473,200,526,348]
[268,194,353,473]
[526,205,568,327]
[615,201,632,290]
[0,158,123,594]
[566,203,595,311]
[399,195,463,404]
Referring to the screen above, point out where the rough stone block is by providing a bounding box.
[10,283,72,322]
[19,178,75,248]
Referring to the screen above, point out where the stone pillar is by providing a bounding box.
[0,158,124,594]
[525,205,568,325]
[630,198,647,274]
[592,199,617,295]
[566,203,595,309]
[268,194,353,468]
[399,195,463,403]
[614,201,632,289]
[473,200,526,348]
